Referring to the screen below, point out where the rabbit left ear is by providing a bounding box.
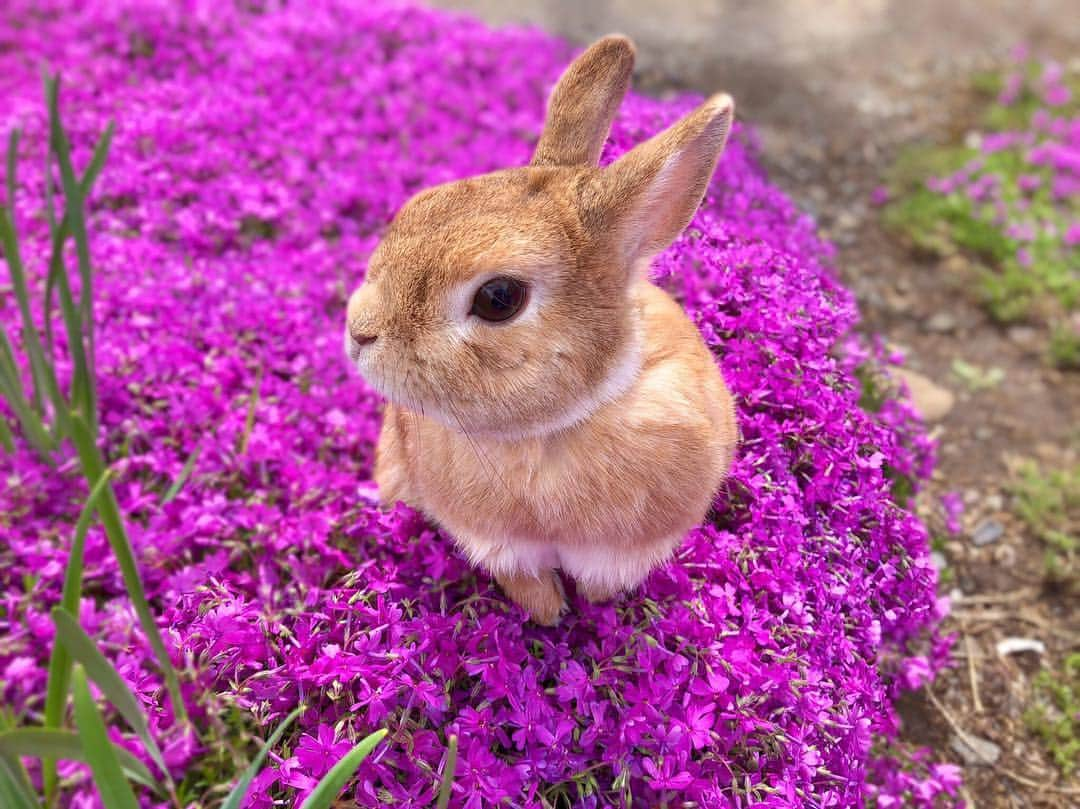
[591,94,734,264]
[531,35,635,168]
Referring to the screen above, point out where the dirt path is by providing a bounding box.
[432,1,1080,804]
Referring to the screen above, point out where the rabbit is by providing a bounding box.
[345,34,739,625]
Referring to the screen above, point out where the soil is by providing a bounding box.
[430,1,1080,804]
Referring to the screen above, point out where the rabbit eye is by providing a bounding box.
[470,276,527,322]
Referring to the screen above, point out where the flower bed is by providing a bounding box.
[1,1,954,806]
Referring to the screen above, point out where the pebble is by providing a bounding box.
[931,551,948,571]
[950,733,1001,766]
[971,519,1004,546]
[1007,326,1038,347]
[835,211,859,231]
[942,255,970,274]
[996,637,1046,657]
[924,312,958,333]
[894,368,955,421]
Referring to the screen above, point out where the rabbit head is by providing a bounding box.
[345,35,733,438]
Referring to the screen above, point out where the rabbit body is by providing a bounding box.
[346,35,739,623]
[374,279,736,622]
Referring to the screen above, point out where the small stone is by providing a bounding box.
[1007,326,1038,347]
[996,637,1046,657]
[942,255,970,274]
[836,211,859,231]
[974,426,993,441]
[984,494,1003,511]
[894,368,955,421]
[930,551,948,571]
[971,519,1004,546]
[924,312,958,333]
[950,733,1001,766]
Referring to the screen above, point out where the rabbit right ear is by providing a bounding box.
[531,35,635,168]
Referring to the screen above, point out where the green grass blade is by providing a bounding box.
[45,75,97,432]
[79,123,114,201]
[435,734,458,809]
[0,206,55,419]
[5,128,20,224]
[298,728,388,809]
[52,608,170,780]
[161,445,200,504]
[43,127,111,366]
[220,706,304,809]
[0,210,69,440]
[0,329,54,457]
[0,415,13,454]
[42,469,113,801]
[70,666,142,809]
[0,711,38,809]
[40,221,78,437]
[1,127,60,422]
[237,363,263,455]
[0,755,39,809]
[68,412,188,724]
[42,137,57,239]
[0,727,160,796]
[57,470,114,617]
[46,77,98,386]
[52,242,93,435]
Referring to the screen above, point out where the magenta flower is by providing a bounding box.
[0,1,958,805]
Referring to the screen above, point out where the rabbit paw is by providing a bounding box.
[497,570,566,626]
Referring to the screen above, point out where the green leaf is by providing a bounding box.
[237,363,263,455]
[45,75,98,434]
[68,412,188,724]
[5,129,19,219]
[70,667,142,809]
[162,445,200,504]
[42,133,57,240]
[0,712,38,809]
[52,608,170,780]
[48,192,94,435]
[1,127,64,427]
[0,328,54,458]
[0,207,59,429]
[0,727,160,796]
[47,76,104,401]
[298,728,388,809]
[42,469,114,801]
[436,733,458,809]
[43,125,112,367]
[220,706,304,809]
[0,754,39,809]
[0,415,13,454]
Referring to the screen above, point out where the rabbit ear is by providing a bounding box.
[531,35,636,167]
[592,94,734,262]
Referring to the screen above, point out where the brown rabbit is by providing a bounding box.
[345,35,738,625]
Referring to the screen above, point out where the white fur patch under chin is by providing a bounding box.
[494,323,643,441]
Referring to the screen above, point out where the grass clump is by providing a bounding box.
[1009,460,1079,593]
[1023,654,1080,778]
[1048,319,1080,369]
